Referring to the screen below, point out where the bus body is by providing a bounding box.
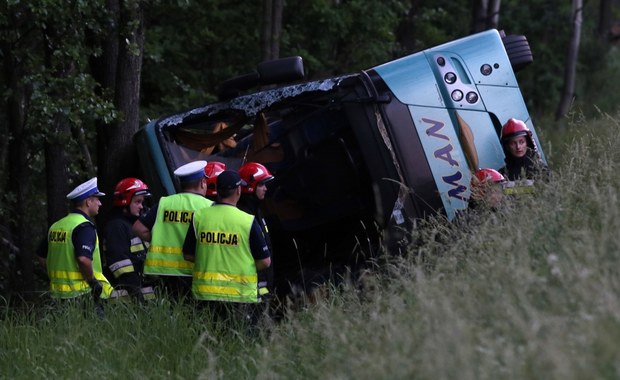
[134,29,544,293]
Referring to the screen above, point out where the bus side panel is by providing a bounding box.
[372,53,444,108]
[425,29,518,87]
[453,109,505,170]
[409,106,471,220]
[135,121,177,198]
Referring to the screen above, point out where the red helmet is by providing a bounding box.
[500,118,539,153]
[205,161,226,197]
[239,162,274,194]
[113,178,150,207]
[474,168,505,184]
[471,169,505,201]
[501,118,531,142]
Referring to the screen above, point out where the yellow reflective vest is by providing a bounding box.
[144,193,212,276]
[191,205,258,303]
[46,213,112,299]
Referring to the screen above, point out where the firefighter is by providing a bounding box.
[238,162,275,299]
[38,177,113,313]
[133,160,212,300]
[500,118,548,181]
[183,170,271,326]
[204,161,226,202]
[104,178,154,302]
[470,168,506,209]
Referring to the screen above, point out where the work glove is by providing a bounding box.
[88,279,103,303]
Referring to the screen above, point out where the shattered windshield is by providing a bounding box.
[156,74,356,171]
[158,75,353,127]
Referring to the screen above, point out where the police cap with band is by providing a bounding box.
[174,160,207,183]
[66,177,106,201]
[216,170,247,191]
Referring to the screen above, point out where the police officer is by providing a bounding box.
[133,160,212,300]
[38,178,113,310]
[183,170,271,325]
[104,178,154,302]
[238,162,275,299]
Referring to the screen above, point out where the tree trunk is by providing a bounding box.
[92,0,120,94]
[472,0,489,33]
[91,0,120,227]
[472,0,501,33]
[261,0,273,61]
[1,40,34,298]
[44,134,70,226]
[598,0,612,41]
[395,0,420,55]
[261,0,283,61]
[43,25,75,227]
[97,0,144,226]
[488,0,501,30]
[555,0,583,121]
[271,0,283,59]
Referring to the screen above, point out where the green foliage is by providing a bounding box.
[398,0,472,54]
[0,298,261,379]
[4,4,620,375]
[141,0,262,119]
[282,0,409,77]
[3,114,620,378]
[498,0,574,116]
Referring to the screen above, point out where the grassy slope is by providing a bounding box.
[2,114,620,379]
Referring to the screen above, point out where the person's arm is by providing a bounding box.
[132,219,152,242]
[249,219,271,270]
[73,224,104,302]
[77,256,96,282]
[133,205,157,242]
[183,217,197,262]
[255,257,271,271]
[72,224,97,282]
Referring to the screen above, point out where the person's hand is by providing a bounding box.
[88,279,103,302]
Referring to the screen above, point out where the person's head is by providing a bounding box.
[113,178,151,217]
[471,168,505,207]
[174,160,208,195]
[216,170,247,204]
[204,161,226,198]
[500,118,534,159]
[67,177,106,217]
[239,162,274,201]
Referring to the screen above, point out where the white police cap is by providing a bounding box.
[173,160,207,183]
[66,177,106,201]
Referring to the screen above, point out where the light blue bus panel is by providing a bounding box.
[372,52,445,107]
[453,109,506,171]
[425,29,518,87]
[408,105,471,220]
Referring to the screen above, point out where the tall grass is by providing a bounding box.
[2,114,620,379]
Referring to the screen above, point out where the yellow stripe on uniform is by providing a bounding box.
[145,259,193,269]
[148,246,183,254]
[196,285,241,296]
[48,271,84,280]
[194,271,257,284]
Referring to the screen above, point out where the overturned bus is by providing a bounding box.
[134,29,546,295]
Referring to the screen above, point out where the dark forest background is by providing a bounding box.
[1,0,619,299]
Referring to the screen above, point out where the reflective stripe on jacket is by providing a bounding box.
[192,205,258,303]
[144,193,212,276]
[47,213,112,299]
